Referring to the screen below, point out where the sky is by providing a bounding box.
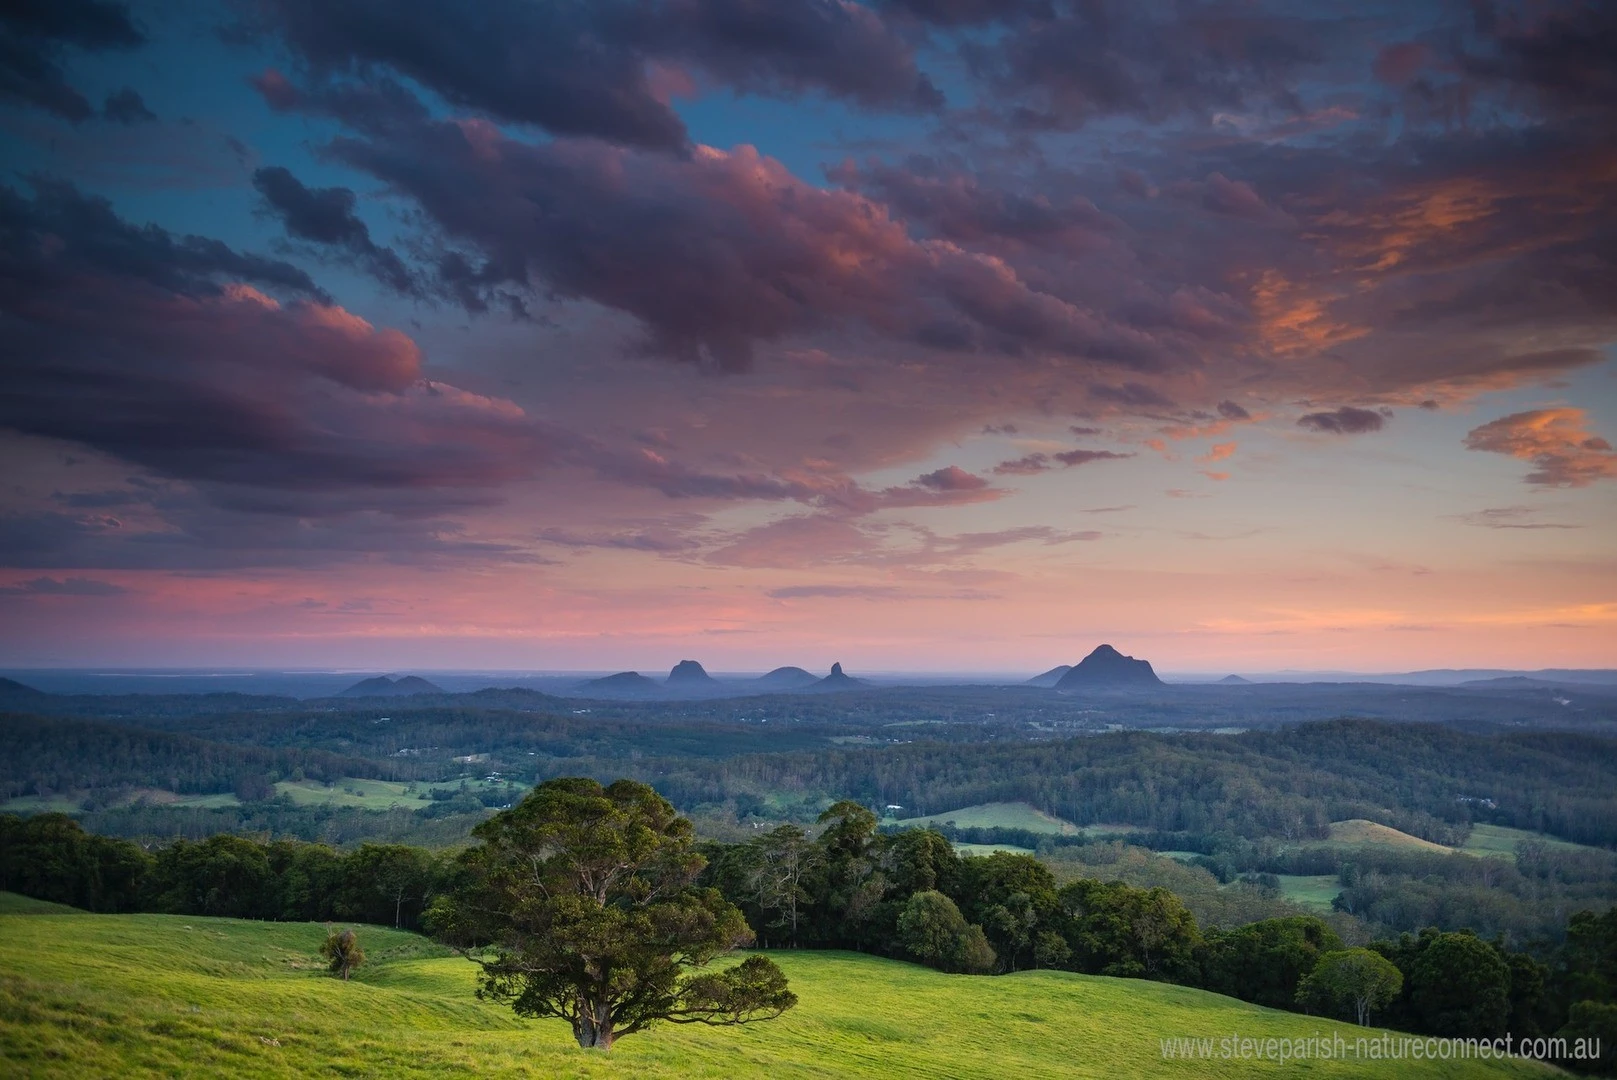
[0,0,1614,674]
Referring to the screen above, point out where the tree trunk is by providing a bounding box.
[575,999,614,1049]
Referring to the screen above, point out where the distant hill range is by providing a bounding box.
[0,676,44,697]
[1460,675,1566,690]
[1219,674,1252,685]
[337,675,444,697]
[1054,645,1162,690]
[756,666,820,690]
[1025,665,1073,688]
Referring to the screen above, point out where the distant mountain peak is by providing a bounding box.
[1026,664,1073,688]
[1054,645,1161,690]
[337,674,444,697]
[667,659,717,684]
[809,662,863,692]
[1219,674,1251,685]
[757,666,818,689]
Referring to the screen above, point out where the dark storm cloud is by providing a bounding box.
[0,179,544,506]
[0,0,143,121]
[2,178,326,299]
[253,0,937,153]
[830,156,1112,254]
[878,0,1051,27]
[957,0,1324,130]
[641,0,941,112]
[252,0,687,150]
[1297,407,1387,435]
[291,103,1171,369]
[252,166,419,296]
[1456,2,1617,119]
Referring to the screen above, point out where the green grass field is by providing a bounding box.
[954,842,1036,857]
[1274,875,1342,912]
[0,893,84,916]
[886,801,1081,835]
[1459,824,1604,859]
[273,777,425,809]
[0,900,1552,1078]
[0,795,83,815]
[275,776,524,810]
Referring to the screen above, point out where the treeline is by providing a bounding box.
[643,720,1617,848]
[0,813,443,930]
[0,714,384,801]
[696,805,1614,1068]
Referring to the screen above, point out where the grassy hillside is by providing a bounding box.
[1325,819,1452,853]
[0,892,82,916]
[886,801,1081,835]
[0,910,1552,1078]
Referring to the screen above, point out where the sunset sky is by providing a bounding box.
[1,0,1614,673]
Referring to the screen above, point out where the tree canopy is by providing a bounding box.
[427,777,795,1049]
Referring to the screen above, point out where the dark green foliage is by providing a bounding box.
[897,890,995,974]
[954,852,1060,972]
[1199,916,1344,1010]
[1560,907,1617,1005]
[1558,1001,1617,1076]
[337,844,436,929]
[150,834,276,918]
[1055,878,1200,981]
[1408,932,1513,1037]
[426,778,794,1050]
[1374,929,1514,1037]
[0,813,149,911]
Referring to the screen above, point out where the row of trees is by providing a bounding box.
[695,803,1615,1064]
[0,813,441,929]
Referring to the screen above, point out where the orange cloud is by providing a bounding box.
[1464,408,1617,487]
[1198,442,1237,464]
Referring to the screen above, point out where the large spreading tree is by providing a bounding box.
[427,777,796,1049]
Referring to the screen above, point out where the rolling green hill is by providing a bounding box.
[885,801,1082,835]
[0,907,1552,1078]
